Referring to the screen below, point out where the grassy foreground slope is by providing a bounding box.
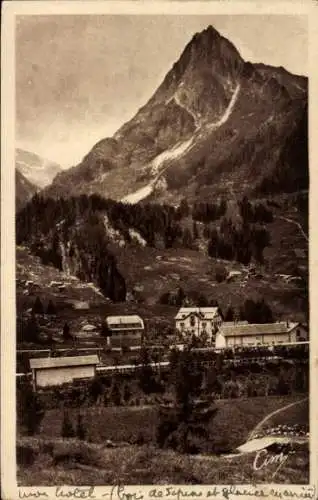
[17,439,309,486]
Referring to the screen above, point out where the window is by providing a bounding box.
[180,322,184,329]
[202,322,207,329]
[190,315,195,327]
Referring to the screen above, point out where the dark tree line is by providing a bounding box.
[240,298,273,323]
[257,106,308,195]
[239,196,273,223]
[17,193,273,282]
[17,196,126,302]
[207,218,270,265]
[192,199,227,223]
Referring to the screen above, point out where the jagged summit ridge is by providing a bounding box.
[45,24,308,204]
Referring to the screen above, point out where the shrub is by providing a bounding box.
[17,381,45,435]
[215,265,227,283]
[16,444,37,467]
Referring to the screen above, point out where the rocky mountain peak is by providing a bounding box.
[161,25,244,92]
[44,24,308,205]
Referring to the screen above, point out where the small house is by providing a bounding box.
[215,322,308,349]
[175,307,223,344]
[105,315,144,348]
[29,355,100,390]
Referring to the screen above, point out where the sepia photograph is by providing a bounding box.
[1,1,317,498]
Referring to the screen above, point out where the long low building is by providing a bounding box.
[215,322,308,349]
[29,355,100,389]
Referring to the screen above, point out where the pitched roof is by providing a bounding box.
[29,355,100,370]
[175,307,220,320]
[106,315,144,329]
[218,322,299,337]
[222,321,249,327]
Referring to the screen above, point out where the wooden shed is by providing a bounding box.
[29,355,100,390]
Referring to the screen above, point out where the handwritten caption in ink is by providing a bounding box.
[18,484,317,500]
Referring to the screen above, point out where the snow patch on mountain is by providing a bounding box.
[150,136,195,175]
[16,148,62,189]
[121,85,241,205]
[128,228,147,247]
[122,184,154,204]
[207,84,240,131]
[167,90,201,129]
[103,214,125,246]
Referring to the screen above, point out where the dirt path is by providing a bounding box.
[276,216,308,242]
[247,396,308,441]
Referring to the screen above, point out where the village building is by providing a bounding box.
[215,322,308,349]
[105,315,144,348]
[29,355,100,390]
[175,307,223,343]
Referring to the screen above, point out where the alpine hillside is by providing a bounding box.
[44,25,308,205]
[16,169,38,211]
[16,148,62,190]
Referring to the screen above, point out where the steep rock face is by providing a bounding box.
[16,170,38,211]
[16,148,62,189]
[45,25,308,204]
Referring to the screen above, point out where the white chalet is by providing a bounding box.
[175,307,223,343]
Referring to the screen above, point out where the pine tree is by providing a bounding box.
[157,346,218,454]
[24,314,40,343]
[32,296,44,315]
[225,306,234,321]
[61,410,75,438]
[123,384,131,404]
[182,228,193,249]
[138,347,156,394]
[76,413,86,440]
[63,322,71,341]
[110,378,122,406]
[46,300,57,315]
[192,221,199,240]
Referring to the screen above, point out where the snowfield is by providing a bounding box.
[207,84,240,131]
[121,83,241,205]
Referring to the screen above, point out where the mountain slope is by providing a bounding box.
[45,25,308,204]
[16,148,62,189]
[16,169,38,211]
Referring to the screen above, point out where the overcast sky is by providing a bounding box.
[16,15,308,168]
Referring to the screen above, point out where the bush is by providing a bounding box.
[215,265,227,283]
[17,381,45,435]
[16,444,37,467]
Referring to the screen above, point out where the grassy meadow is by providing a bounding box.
[21,395,306,453]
